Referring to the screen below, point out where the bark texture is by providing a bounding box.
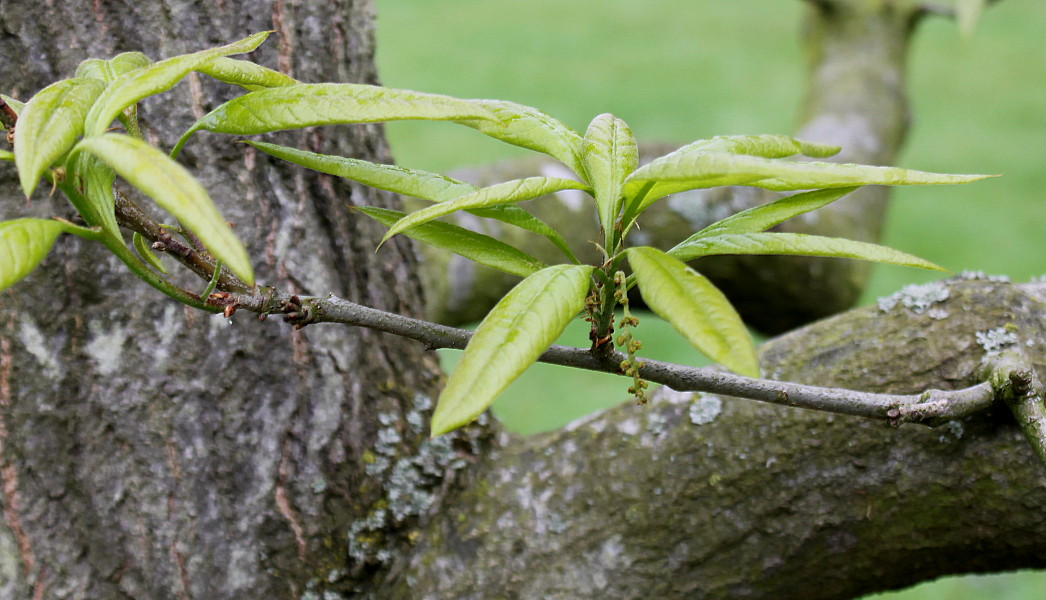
[425,1,921,334]
[0,2,453,597]
[399,277,1046,599]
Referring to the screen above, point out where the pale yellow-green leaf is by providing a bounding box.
[74,134,253,285]
[431,264,593,435]
[582,113,638,233]
[627,246,758,377]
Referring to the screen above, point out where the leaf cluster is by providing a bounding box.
[0,34,991,435]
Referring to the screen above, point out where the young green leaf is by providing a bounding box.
[957,0,987,36]
[582,113,638,234]
[84,31,270,137]
[248,141,578,262]
[380,177,589,246]
[456,100,585,174]
[247,140,477,201]
[358,206,545,277]
[430,264,593,435]
[0,218,87,292]
[627,246,758,377]
[0,149,12,162]
[133,231,168,274]
[195,57,298,90]
[76,52,153,82]
[174,83,496,156]
[73,134,253,285]
[70,152,121,237]
[15,77,106,197]
[624,152,993,212]
[1,94,24,116]
[663,134,840,161]
[679,187,860,242]
[668,232,947,271]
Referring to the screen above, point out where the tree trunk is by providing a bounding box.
[0,1,454,597]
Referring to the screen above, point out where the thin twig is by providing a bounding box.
[107,189,1000,428]
[985,351,1046,469]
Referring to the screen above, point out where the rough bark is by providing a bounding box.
[399,276,1046,599]
[0,2,452,597]
[425,0,921,334]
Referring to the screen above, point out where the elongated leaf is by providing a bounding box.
[456,100,585,174]
[359,206,545,277]
[957,0,987,35]
[624,152,993,212]
[431,264,593,435]
[72,152,121,237]
[0,149,12,162]
[247,140,476,201]
[582,113,638,232]
[247,141,578,262]
[381,177,589,245]
[133,231,168,274]
[195,57,298,90]
[668,232,947,272]
[15,77,106,197]
[74,134,253,284]
[679,187,859,243]
[85,31,270,137]
[76,52,153,82]
[1,94,24,117]
[627,246,758,377]
[174,83,496,155]
[0,219,79,292]
[663,134,840,161]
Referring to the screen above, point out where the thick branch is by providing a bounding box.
[393,277,1046,599]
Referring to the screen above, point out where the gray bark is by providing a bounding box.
[0,1,451,597]
[399,276,1046,599]
[1,2,1040,600]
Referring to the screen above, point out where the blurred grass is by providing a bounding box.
[374,2,1043,597]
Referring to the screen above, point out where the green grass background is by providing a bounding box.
[373,2,1044,597]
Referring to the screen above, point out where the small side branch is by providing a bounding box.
[985,352,1046,468]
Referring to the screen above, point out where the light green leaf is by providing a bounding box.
[84,31,270,137]
[1,94,24,117]
[456,100,585,174]
[664,134,840,161]
[247,140,476,201]
[71,152,121,237]
[0,149,12,162]
[15,77,106,197]
[133,231,168,274]
[582,113,638,233]
[679,187,859,242]
[174,83,496,156]
[73,134,253,285]
[668,232,947,271]
[627,246,758,377]
[624,152,993,212]
[76,52,153,82]
[381,177,589,245]
[957,0,987,36]
[431,264,593,435]
[0,218,84,292]
[247,141,578,262]
[359,206,545,277]
[195,57,298,90]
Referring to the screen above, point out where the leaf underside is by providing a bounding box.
[431,264,594,435]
